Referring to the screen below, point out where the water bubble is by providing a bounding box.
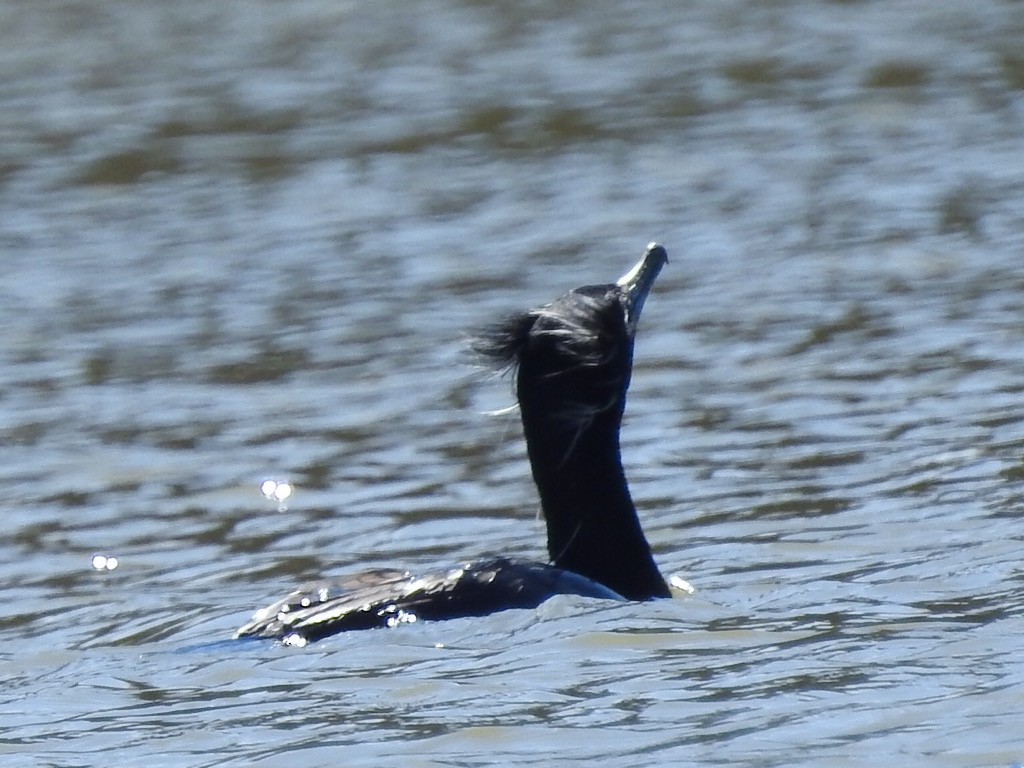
[669,574,695,595]
[260,478,294,509]
[91,554,119,571]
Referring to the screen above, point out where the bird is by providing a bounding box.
[235,243,671,644]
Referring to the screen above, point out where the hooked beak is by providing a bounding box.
[616,242,668,335]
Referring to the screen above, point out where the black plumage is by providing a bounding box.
[236,243,670,644]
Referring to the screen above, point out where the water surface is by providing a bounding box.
[2,1,1024,766]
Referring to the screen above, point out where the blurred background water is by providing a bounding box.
[2,1,1024,766]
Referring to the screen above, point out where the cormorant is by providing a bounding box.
[236,243,670,644]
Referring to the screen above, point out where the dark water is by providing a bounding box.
[3,1,1024,766]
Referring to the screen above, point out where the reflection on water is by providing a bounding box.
[2,1,1024,766]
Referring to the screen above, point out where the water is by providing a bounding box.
[2,1,1023,765]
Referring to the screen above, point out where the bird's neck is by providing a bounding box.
[522,410,669,600]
